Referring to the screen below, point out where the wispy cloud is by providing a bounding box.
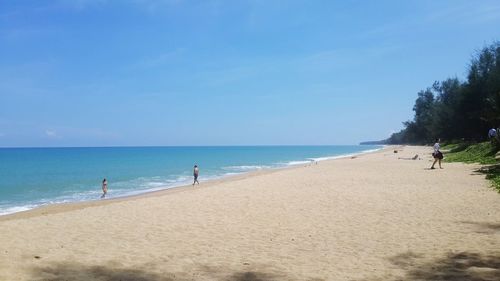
[53,126,120,140]
[40,126,120,143]
[132,0,184,6]
[0,25,61,42]
[192,43,400,89]
[425,1,500,25]
[2,0,185,15]
[56,0,109,10]
[361,1,500,40]
[129,0,185,13]
[127,48,185,70]
[293,44,401,73]
[194,63,265,86]
[45,129,59,138]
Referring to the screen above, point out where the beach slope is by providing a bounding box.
[1,146,499,280]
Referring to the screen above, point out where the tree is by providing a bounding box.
[431,78,464,140]
[463,42,500,139]
[385,41,500,144]
[412,89,435,143]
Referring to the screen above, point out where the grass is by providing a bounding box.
[440,143,464,151]
[443,142,497,165]
[480,165,500,190]
[443,141,500,191]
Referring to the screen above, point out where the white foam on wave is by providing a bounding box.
[286,160,313,166]
[359,147,385,154]
[0,146,385,216]
[0,176,195,216]
[105,175,194,198]
[221,172,240,176]
[222,165,271,171]
[0,189,110,216]
[308,147,384,162]
[0,205,38,216]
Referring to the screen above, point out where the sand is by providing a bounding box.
[0,146,499,281]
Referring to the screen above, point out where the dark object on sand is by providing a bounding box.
[398,154,420,160]
[394,150,398,153]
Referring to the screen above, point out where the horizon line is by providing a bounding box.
[0,143,377,149]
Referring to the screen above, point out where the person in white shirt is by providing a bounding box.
[430,138,443,169]
[488,128,497,139]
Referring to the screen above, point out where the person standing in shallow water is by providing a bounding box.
[193,165,200,185]
[101,178,108,198]
[430,138,443,169]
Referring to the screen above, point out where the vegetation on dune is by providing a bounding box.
[443,142,500,191]
[443,142,497,165]
[480,165,500,191]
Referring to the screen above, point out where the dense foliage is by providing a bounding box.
[387,42,500,144]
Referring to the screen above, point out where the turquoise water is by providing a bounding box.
[0,145,381,215]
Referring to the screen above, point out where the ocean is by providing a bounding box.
[0,145,381,215]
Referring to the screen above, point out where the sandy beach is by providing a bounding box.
[1,146,499,281]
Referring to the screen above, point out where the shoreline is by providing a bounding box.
[0,146,390,221]
[2,145,498,280]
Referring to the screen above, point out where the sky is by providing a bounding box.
[1,0,500,147]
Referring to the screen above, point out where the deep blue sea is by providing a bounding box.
[0,145,381,215]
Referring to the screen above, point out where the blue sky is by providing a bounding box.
[1,0,500,147]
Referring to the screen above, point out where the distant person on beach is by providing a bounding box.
[489,127,499,145]
[101,178,108,198]
[430,139,443,169]
[488,127,497,139]
[193,165,200,185]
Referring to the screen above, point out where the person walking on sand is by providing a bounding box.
[430,138,443,169]
[101,178,108,198]
[193,165,200,185]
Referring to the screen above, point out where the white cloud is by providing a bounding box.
[45,126,119,140]
[45,130,58,138]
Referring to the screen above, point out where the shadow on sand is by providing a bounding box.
[460,220,500,234]
[473,164,500,190]
[29,251,500,280]
[388,251,500,281]
[29,262,293,281]
[31,263,173,281]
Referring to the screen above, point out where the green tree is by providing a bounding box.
[412,89,435,143]
[463,42,500,139]
[431,78,464,140]
[385,41,500,144]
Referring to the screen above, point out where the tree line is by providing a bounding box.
[386,41,500,145]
